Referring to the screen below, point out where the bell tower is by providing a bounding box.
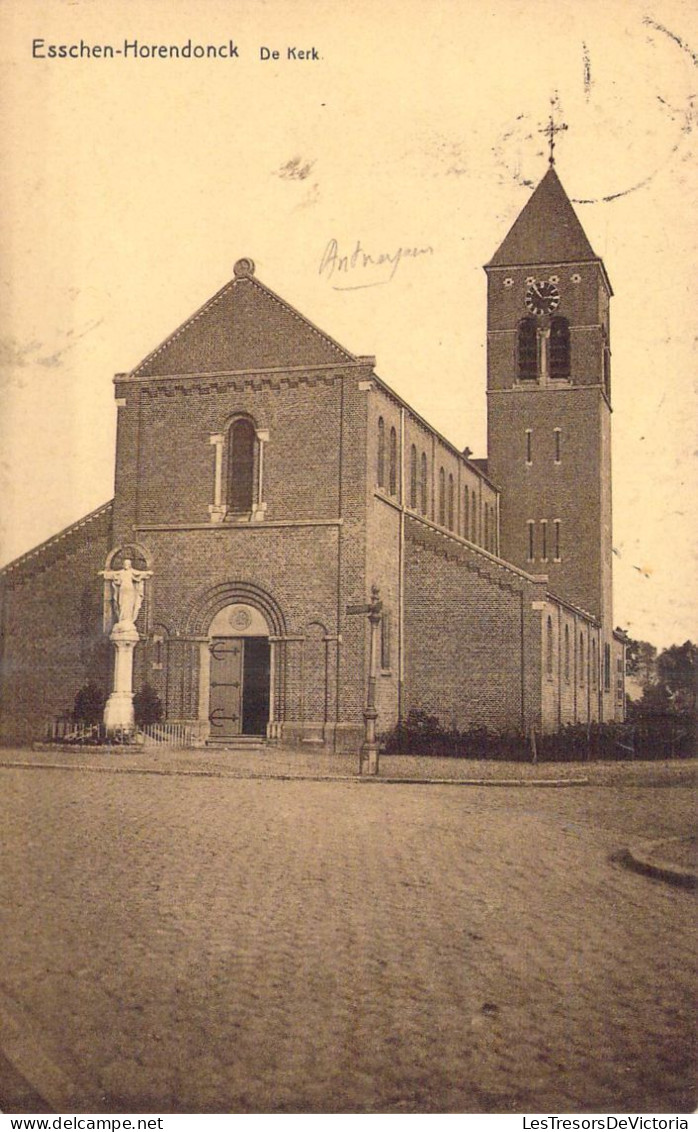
[485,164,614,638]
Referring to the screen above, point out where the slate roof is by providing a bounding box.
[132,259,357,377]
[488,166,598,268]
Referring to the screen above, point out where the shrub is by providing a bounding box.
[72,681,106,724]
[133,683,163,726]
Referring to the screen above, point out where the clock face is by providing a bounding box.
[525,280,560,315]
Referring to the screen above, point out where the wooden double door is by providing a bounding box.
[209,636,270,738]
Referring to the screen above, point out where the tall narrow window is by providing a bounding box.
[540,519,548,561]
[550,317,571,379]
[554,428,561,464]
[389,426,397,495]
[527,520,535,561]
[377,417,385,488]
[579,634,585,686]
[526,429,532,464]
[409,445,417,509]
[554,519,561,561]
[518,318,538,380]
[471,491,477,542]
[603,345,611,399]
[484,504,490,549]
[604,644,611,692]
[464,488,470,538]
[420,452,428,515]
[546,616,553,677]
[564,625,570,682]
[438,467,446,525]
[381,611,391,670]
[591,639,598,690]
[447,474,454,530]
[228,417,256,513]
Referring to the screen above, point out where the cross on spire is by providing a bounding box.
[539,103,568,166]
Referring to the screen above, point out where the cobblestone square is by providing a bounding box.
[1,757,695,1113]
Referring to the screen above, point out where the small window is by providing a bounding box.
[228,417,256,512]
[377,418,385,488]
[518,318,538,380]
[409,445,417,508]
[546,616,553,677]
[420,453,428,515]
[554,520,561,561]
[438,467,446,525]
[526,429,532,464]
[550,317,571,379]
[389,426,397,495]
[527,520,535,561]
[540,520,547,561]
[447,474,454,530]
[554,429,561,464]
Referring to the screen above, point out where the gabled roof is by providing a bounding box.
[487,166,598,268]
[131,258,357,377]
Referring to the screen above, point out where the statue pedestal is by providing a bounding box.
[104,621,140,735]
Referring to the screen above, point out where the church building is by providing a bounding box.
[0,166,626,749]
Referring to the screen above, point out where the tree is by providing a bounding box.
[623,635,657,688]
[656,641,697,713]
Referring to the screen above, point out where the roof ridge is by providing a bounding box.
[1,500,113,577]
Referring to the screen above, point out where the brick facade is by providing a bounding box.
[0,175,625,749]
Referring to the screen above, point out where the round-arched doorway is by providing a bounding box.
[206,603,271,739]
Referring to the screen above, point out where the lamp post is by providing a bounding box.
[347,584,383,776]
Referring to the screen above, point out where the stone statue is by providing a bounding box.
[100,559,153,626]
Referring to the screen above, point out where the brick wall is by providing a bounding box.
[0,504,113,742]
[403,518,545,733]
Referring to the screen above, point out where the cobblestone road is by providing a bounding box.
[1,762,695,1113]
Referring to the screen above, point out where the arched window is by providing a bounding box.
[409,445,418,508]
[447,474,454,530]
[420,453,428,514]
[464,487,470,538]
[471,490,477,541]
[518,318,538,381]
[228,417,256,513]
[484,503,490,548]
[550,317,571,379]
[591,639,598,690]
[377,417,385,488]
[546,616,553,677]
[579,633,585,686]
[564,625,570,683]
[438,467,446,525]
[389,426,397,495]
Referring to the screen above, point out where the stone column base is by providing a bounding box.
[104,691,135,732]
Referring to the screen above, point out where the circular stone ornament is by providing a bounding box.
[229,608,253,630]
[233,258,255,278]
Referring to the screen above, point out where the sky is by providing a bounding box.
[1,0,696,650]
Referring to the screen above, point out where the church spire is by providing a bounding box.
[487,165,600,270]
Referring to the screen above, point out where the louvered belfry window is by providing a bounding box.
[518,318,538,380]
[550,317,571,379]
